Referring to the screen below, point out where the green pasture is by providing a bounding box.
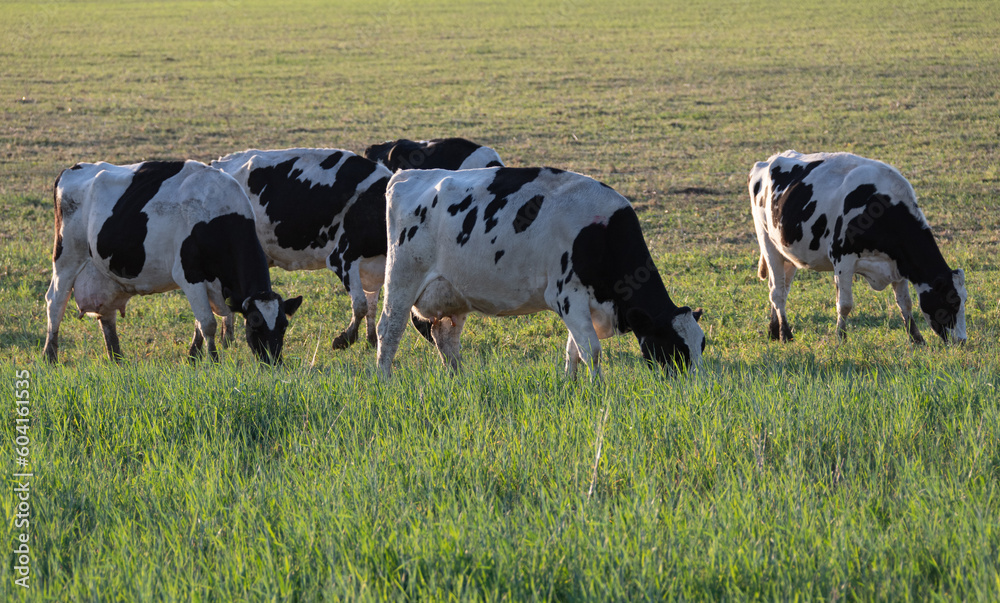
[2,0,999,599]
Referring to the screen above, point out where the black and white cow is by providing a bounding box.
[212,148,393,349]
[364,138,504,172]
[376,167,706,378]
[44,160,302,364]
[749,150,967,344]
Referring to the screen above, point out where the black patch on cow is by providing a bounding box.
[456,207,478,246]
[320,151,343,170]
[407,225,419,241]
[180,213,271,299]
[809,214,828,251]
[70,163,84,170]
[431,195,438,208]
[365,138,489,171]
[767,159,824,247]
[248,155,380,251]
[397,229,407,247]
[770,159,823,192]
[487,168,542,213]
[96,161,185,279]
[560,252,569,274]
[752,179,761,197]
[562,298,571,315]
[556,279,563,293]
[494,250,505,264]
[338,177,390,261]
[486,161,503,168]
[490,237,497,245]
[513,195,544,233]
[830,184,947,284]
[571,206,676,333]
[843,183,893,215]
[482,196,507,233]
[447,195,473,216]
[773,182,816,246]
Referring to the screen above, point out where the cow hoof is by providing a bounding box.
[332,334,352,350]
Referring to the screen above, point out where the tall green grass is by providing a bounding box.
[4,356,999,599]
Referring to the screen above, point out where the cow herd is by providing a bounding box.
[42,139,967,377]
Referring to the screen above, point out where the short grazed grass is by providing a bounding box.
[2,0,999,599]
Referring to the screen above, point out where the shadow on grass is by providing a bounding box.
[0,328,44,351]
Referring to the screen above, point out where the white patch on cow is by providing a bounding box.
[458,146,504,170]
[256,299,280,330]
[672,312,704,368]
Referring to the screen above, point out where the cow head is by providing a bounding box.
[627,306,705,372]
[917,269,967,344]
[227,290,303,364]
[363,141,392,165]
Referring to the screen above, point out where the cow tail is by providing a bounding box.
[52,171,65,263]
[757,253,768,280]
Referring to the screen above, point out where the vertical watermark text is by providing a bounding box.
[12,368,32,589]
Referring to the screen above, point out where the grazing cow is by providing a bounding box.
[364,138,504,172]
[44,160,302,364]
[749,150,967,344]
[376,167,706,378]
[212,148,394,349]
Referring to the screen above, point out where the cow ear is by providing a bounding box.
[385,144,402,167]
[691,307,704,322]
[283,295,303,317]
[626,308,654,333]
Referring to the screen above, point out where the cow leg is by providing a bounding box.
[331,262,367,350]
[220,315,235,349]
[98,314,124,364]
[189,328,205,359]
[364,289,380,348]
[44,274,72,363]
[43,258,86,363]
[208,288,235,350]
[177,278,220,362]
[760,241,794,342]
[359,256,387,348]
[376,274,426,379]
[430,315,467,371]
[834,267,855,340]
[893,280,925,345]
[564,335,583,378]
[766,260,795,342]
[560,307,602,381]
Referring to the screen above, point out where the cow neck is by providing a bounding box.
[604,208,680,328]
[225,238,273,305]
[886,224,953,288]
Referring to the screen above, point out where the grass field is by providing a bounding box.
[3,0,1000,599]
